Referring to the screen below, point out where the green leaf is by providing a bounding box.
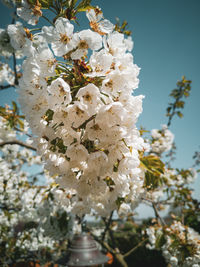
[50,137,67,154]
[76,0,93,12]
[140,155,165,190]
[155,233,166,249]
[184,91,190,97]
[18,119,24,130]
[12,101,18,114]
[77,5,93,12]
[40,0,51,8]
[104,176,115,191]
[177,111,183,118]
[44,109,54,123]
[116,197,125,209]
[175,101,185,108]
[140,155,165,176]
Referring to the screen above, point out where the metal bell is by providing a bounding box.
[58,233,108,266]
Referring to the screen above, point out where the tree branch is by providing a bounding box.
[123,238,148,258]
[0,140,36,151]
[0,84,13,90]
[152,202,166,226]
[87,225,128,267]
[14,127,33,138]
[0,203,21,212]
[102,211,113,242]
[13,52,18,86]
[100,239,128,267]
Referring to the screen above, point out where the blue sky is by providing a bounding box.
[0,0,199,212]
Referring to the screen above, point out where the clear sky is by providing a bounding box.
[0,0,199,214]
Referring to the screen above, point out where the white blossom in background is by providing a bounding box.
[151,124,174,154]
[17,0,42,25]
[144,166,197,206]
[0,28,14,57]
[175,168,197,185]
[0,121,73,262]
[0,62,15,85]
[7,22,27,51]
[146,221,200,267]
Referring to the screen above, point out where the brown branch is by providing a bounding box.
[106,219,128,267]
[123,238,148,258]
[0,140,36,151]
[141,198,166,225]
[101,240,128,267]
[102,211,113,242]
[14,127,33,138]
[0,84,13,90]
[13,52,18,86]
[142,197,172,206]
[0,203,21,212]
[152,202,166,226]
[72,114,96,131]
[89,224,128,267]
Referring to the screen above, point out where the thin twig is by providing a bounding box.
[100,239,128,267]
[49,6,57,14]
[13,52,18,85]
[123,238,148,258]
[29,28,42,32]
[28,171,44,178]
[0,140,36,151]
[42,14,55,26]
[11,7,16,24]
[87,227,128,267]
[72,114,96,131]
[14,126,33,138]
[104,215,128,267]
[142,197,172,206]
[102,211,113,242]
[0,84,13,90]
[0,204,21,211]
[152,202,166,226]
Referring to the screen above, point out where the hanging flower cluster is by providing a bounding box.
[9,7,147,216]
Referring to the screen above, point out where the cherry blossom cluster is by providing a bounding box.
[146,221,200,267]
[7,7,147,216]
[151,124,174,154]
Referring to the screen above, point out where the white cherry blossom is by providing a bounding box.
[17,0,42,25]
[50,17,76,57]
[86,7,114,35]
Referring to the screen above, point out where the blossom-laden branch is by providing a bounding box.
[11,1,145,217]
[0,140,36,151]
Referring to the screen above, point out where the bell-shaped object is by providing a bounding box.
[58,233,108,266]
